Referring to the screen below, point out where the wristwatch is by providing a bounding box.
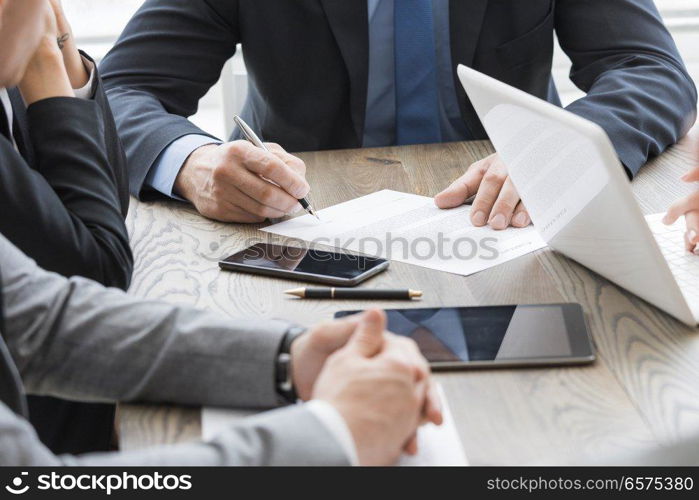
[275,326,305,403]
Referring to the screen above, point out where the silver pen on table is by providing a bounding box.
[233,115,320,220]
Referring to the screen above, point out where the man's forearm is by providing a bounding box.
[566,58,697,176]
[558,0,697,176]
[74,406,349,466]
[2,404,349,466]
[0,233,288,409]
[100,0,238,198]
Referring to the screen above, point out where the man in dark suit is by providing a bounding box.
[0,0,133,454]
[101,0,697,228]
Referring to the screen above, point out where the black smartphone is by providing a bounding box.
[219,243,389,286]
[335,304,595,370]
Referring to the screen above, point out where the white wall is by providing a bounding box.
[64,0,699,138]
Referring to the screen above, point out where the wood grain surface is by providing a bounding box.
[120,128,699,465]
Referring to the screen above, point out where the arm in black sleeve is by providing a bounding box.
[100,0,240,197]
[0,97,133,290]
[85,52,131,217]
[556,0,697,177]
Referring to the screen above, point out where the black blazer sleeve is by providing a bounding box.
[100,0,239,198]
[0,92,133,290]
[86,53,131,219]
[557,0,697,176]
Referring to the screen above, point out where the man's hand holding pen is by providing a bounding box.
[174,140,311,223]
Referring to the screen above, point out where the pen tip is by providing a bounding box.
[409,290,423,299]
[284,288,304,298]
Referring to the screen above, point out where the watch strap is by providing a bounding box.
[275,326,305,403]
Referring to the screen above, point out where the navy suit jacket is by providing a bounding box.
[101,0,697,197]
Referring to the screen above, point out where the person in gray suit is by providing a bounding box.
[0,230,439,466]
[101,0,696,230]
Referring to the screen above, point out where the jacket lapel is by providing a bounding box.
[449,0,489,137]
[8,88,35,166]
[320,0,369,145]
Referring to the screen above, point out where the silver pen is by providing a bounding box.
[233,115,320,220]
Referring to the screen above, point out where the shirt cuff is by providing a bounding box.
[305,400,359,466]
[73,57,96,100]
[145,134,221,199]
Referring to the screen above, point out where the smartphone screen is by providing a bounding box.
[335,304,594,368]
[219,243,388,284]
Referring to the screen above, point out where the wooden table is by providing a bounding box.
[120,131,699,465]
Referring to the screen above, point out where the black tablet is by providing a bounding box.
[335,304,595,370]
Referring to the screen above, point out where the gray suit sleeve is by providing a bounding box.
[0,234,350,465]
[1,402,349,466]
[0,232,287,409]
[557,0,697,176]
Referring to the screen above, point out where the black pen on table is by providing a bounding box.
[285,288,423,300]
[233,115,320,220]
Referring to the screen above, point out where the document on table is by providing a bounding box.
[262,190,546,276]
[202,384,468,466]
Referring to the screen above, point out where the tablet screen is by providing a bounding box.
[336,304,593,365]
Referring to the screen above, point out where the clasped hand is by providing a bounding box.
[290,309,443,466]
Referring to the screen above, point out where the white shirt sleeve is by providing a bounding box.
[73,56,96,100]
[304,400,359,466]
